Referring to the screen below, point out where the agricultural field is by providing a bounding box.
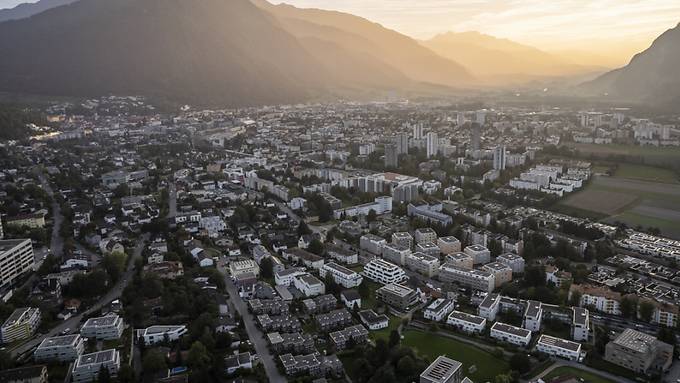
[559,172,680,238]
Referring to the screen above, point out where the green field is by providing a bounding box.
[614,164,679,183]
[401,330,510,382]
[567,143,680,167]
[543,366,616,383]
[370,315,400,342]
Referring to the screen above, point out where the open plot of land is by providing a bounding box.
[614,164,679,184]
[401,329,510,383]
[561,189,638,215]
[543,366,616,383]
[559,175,680,239]
[566,143,680,167]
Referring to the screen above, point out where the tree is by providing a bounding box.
[143,349,168,374]
[97,366,111,383]
[367,209,377,223]
[187,341,211,370]
[510,353,531,374]
[297,221,312,236]
[620,296,638,319]
[494,373,513,383]
[396,355,416,376]
[117,364,135,383]
[658,327,676,346]
[388,329,400,348]
[260,257,274,279]
[358,281,370,299]
[639,300,655,322]
[308,239,324,255]
[318,201,333,223]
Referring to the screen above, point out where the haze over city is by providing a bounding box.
[0,1,680,383]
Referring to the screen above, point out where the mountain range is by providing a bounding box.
[583,22,680,108]
[0,0,678,109]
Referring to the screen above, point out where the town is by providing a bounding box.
[1,96,680,383]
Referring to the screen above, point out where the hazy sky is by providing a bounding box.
[273,0,680,50]
[0,0,38,9]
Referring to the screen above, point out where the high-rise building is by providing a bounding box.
[456,112,466,126]
[384,144,398,168]
[580,113,589,127]
[475,110,487,125]
[0,239,34,287]
[413,123,424,140]
[471,124,481,151]
[427,132,438,158]
[395,133,409,155]
[493,145,506,170]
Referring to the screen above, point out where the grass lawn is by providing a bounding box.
[614,164,679,184]
[401,329,510,383]
[566,143,680,166]
[544,366,616,383]
[370,315,400,342]
[360,280,382,310]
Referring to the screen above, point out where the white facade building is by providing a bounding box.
[136,325,188,345]
[320,262,363,288]
[81,315,125,340]
[491,322,532,347]
[536,335,581,361]
[35,335,85,362]
[447,311,487,334]
[362,259,407,285]
[424,298,455,322]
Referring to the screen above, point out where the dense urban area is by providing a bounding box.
[1,97,680,383]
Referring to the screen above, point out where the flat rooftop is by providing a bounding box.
[538,334,581,352]
[492,322,531,338]
[449,311,485,325]
[83,315,120,327]
[75,349,117,366]
[0,239,30,253]
[420,355,462,383]
[37,334,80,348]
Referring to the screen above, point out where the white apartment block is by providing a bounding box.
[229,259,260,278]
[438,263,495,293]
[136,325,188,345]
[536,335,581,361]
[447,310,487,334]
[363,259,407,285]
[478,293,501,321]
[437,236,461,255]
[72,349,120,383]
[445,252,474,270]
[35,334,85,362]
[406,252,440,278]
[653,305,678,328]
[326,245,358,265]
[496,253,525,274]
[491,322,532,347]
[464,245,491,265]
[572,307,590,342]
[382,243,411,265]
[391,232,413,249]
[415,228,437,245]
[274,268,307,286]
[320,262,363,288]
[571,285,622,315]
[0,239,35,286]
[293,274,326,297]
[360,234,386,256]
[523,300,543,332]
[81,314,125,340]
[424,298,455,322]
[482,262,513,288]
[1,307,41,343]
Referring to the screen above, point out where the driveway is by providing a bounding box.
[221,266,287,383]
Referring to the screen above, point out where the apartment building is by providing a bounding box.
[315,309,353,332]
[363,259,407,285]
[382,243,411,266]
[71,349,120,383]
[605,329,673,374]
[392,232,414,249]
[293,274,326,297]
[438,263,495,293]
[360,234,386,256]
[419,356,463,383]
[257,314,302,333]
[81,315,125,340]
[444,252,474,270]
[415,228,437,245]
[424,298,455,322]
[282,248,324,270]
[406,252,440,278]
[319,262,363,288]
[274,268,307,286]
[302,294,337,315]
[34,334,85,362]
[447,311,486,334]
[329,324,369,350]
[0,239,35,286]
[249,299,290,315]
[416,242,441,257]
[536,335,582,362]
[478,293,501,321]
[279,352,343,378]
[376,283,419,311]
[523,300,543,332]
[572,307,590,342]
[482,262,512,288]
[437,236,461,255]
[569,284,621,315]
[490,322,532,347]
[1,307,41,343]
[463,245,491,265]
[326,244,358,265]
[496,253,525,274]
[228,259,259,278]
[136,325,188,345]
[358,309,389,330]
[267,332,315,355]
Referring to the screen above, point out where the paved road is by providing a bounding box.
[37,171,64,259]
[10,234,149,358]
[221,265,286,383]
[167,182,177,219]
